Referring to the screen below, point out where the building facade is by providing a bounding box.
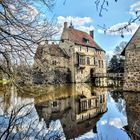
[34,22,106,84]
[122,26,140,91]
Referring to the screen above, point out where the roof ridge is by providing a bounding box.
[67,27,90,36]
[125,25,140,49]
[121,25,140,55]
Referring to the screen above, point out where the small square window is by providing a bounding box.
[80,46,82,51]
[87,47,88,52]
[52,101,57,107]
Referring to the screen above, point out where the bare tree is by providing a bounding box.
[62,0,140,36]
[0,0,57,83]
[94,0,140,36]
[0,101,64,140]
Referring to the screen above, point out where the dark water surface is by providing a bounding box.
[0,84,140,140]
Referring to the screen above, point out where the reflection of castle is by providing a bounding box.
[35,84,107,139]
[123,92,140,140]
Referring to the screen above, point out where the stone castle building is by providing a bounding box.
[34,22,106,84]
[122,26,140,91]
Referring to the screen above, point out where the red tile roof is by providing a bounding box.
[62,28,105,51]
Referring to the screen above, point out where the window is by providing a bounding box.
[52,60,57,65]
[80,46,82,51]
[103,94,105,102]
[91,99,96,107]
[87,47,88,52]
[98,60,103,68]
[52,101,57,107]
[81,101,88,111]
[98,60,100,68]
[102,60,104,68]
[81,69,83,74]
[94,58,96,65]
[83,38,89,44]
[87,57,90,65]
[79,55,85,65]
[100,95,102,103]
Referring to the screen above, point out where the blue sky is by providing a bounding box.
[47,0,140,55]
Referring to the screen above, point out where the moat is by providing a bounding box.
[0,84,139,140]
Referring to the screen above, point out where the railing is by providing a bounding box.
[92,73,124,78]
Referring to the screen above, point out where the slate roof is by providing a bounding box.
[34,44,70,59]
[62,28,105,51]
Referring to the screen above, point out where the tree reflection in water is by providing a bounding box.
[110,90,126,116]
[0,84,138,139]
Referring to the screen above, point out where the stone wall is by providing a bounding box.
[95,50,106,74]
[123,47,140,91]
[33,44,71,84]
[73,44,96,83]
[59,41,106,83]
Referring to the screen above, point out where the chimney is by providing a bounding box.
[64,22,68,30]
[90,30,94,39]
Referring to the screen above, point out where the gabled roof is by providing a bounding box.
[121,26,140,56]
[49,44,70,58]
[34,44,70,59]
[61,28,105,51]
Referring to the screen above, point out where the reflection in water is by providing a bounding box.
[0,84,138,139]
[110,90,126,116]
[35,84,107,139]
[123,92,140,140]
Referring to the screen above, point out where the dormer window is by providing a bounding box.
[83,38,89,44]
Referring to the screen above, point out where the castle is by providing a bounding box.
[34,22,106,84]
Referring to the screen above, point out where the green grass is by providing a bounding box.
[0,80,11,84]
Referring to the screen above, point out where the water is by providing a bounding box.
[0,84,139,140]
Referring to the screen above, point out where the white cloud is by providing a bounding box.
[57,16,94,32]
[53,16,94,40]
[106,50,114,57]
[78,25,94,33]
[97,22,139,36]
[101,120,107,125]
[57,16,93,26]
[130,1,140,11]
[109,117,127,129]
[129,1,140,16]
[97,29,104,34]
[75,130,96,140]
